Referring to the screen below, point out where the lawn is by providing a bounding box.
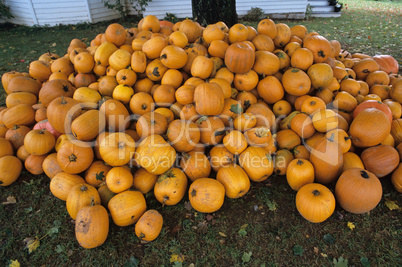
[0,0,401,266]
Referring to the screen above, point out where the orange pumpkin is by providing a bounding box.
[154,167,188,206]
[360,145,399,178]
[335,169,382,214]
[57,140,94,174]
[296,183,335,223]
[108,190,147,226]
[135,209,163,241]
[188,178,225,213]
[216,164,250,199]
[224,42,255,74]
[75,200,109,249]
[0,156,22,186]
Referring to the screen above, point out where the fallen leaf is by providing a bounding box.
[170,253,185,263]
[385,200,399,210]
[8,260,20,267]
[241,251,252,263]
[321,253,328,258]
[23,237,40,254]
[266,200,277,211]
[347,222,355,231]
[218,232,227,237]
[184,201,192,211]
[314,247,319,254]
[206,214,214,221]
[333,256,348,267]
[2,196,16,205]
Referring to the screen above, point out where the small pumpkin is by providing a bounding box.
[216,164,250,199]
[154,168,188,206]
[296,183,335,223]
[0,156,22,186]
[135,209,163,242]
[180,151,211,182]
[391,163,402,193]
[49,172,85,201]
[188,178,225,213]
[108,190,147,226]
[360,145,399,178]
[106,166,134,194]
[134,134,176,175]
[75,200,109,249]
[24,129,55,156]
[132,168,158,194]
[57,140,94,174]
[67,183,101,220]
[239,146,273,182]
[286,159,315,191]
[42,153,63,179]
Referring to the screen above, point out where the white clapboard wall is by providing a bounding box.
[2,0,308,26]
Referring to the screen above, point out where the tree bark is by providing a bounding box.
[192,0,238,27]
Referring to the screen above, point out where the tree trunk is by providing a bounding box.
[192,0,238,27]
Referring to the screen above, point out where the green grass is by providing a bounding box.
[1,0,402,266]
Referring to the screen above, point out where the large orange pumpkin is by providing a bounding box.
[154,167,188,206]
[335,169,382,214]
[108,190,147,226]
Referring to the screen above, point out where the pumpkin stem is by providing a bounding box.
[90,197,95,206]
[318,50,326,58]
[191,189,197,197]
[160,54,167,60]
[69,153,77,162]
[39,129,46,134]
[139,233,145,240]
[312,189,320,196]
[118,142,125,149]
[162,195,169,207]
[141,104,147,110]
[62,85,70,92]
[80,185,88,192]
[360,170,370,179]
[297,159,304,165]
[345,136,352,141]
[12,125,20,130]
[60,96,67,105]
[328,133,336,142]
[182,152,190,160]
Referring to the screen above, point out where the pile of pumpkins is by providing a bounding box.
[1,15,402,249]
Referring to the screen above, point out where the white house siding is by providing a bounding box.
[31,0,90,25]
[236,0,308,19]
[143,0,193,19]
[89,0,121,23]
[3,0,35,25]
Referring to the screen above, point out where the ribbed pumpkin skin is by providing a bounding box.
[216,164,250,199]
[224,42,255,74]
[193,82,225,116]
[108,190,147,227]
[75,204,109,249]
[57,140,94,174]
[188,178,225,213]
[296,183,335,223]
[342,152,365,173]
[361,145,400,178]
[154,168,188,206]
[349,108,391,148]
[135,209,163,242]
[309,136,343,184]
[335,169,382,214]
